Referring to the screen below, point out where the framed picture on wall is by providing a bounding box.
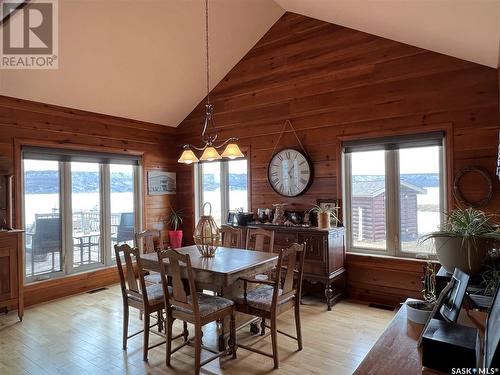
[147,171,176,195]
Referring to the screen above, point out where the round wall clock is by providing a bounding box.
[267,148,313,197]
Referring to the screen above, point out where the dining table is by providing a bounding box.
[140,245,279,350]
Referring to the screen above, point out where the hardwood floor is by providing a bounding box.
[0,285,394,374]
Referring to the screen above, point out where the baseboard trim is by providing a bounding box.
[24,266,120,307]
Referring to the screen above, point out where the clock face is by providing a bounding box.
[268,148,312,197]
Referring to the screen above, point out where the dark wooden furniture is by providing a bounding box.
[135,229,165,285]
[354,299,487,375]
[245,228,275,253]
[0,230,24,320]
[224,224,346,310]
[0,173,13,229]
[141,246,279,350]
[235,243,306,369]
[220,225,242,248]
[114,244,167,361]
[157,249,236,375]
[135,229,164,254]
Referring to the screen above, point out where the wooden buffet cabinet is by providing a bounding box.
[0,230,24,320]
[224,224,346,310]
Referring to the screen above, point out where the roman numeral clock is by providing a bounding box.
[267,148,313,197]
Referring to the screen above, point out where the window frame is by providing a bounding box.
[194,157,250,226]
[22,153,142,283]
[343,140,446,259]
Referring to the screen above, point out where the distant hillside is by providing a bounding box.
[203,174,248,191]
[25,171,439,194]
[353,173,439,188]
[24,171,133,194]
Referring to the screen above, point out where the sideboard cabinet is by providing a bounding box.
[224,224,346,310]
[0,230,24,320]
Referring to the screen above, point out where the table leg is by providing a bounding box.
[325,283,334,311]
[217,280,260,351]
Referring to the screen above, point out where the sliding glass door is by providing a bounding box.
[22,149,141,282]
[23,160,63,279]
[71,162,103,270]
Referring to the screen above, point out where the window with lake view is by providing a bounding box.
[343,135,445,258]
[196,159,249,226]
[23,148,141,282]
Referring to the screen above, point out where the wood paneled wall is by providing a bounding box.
[176,13,499,304]
[0,95,177,234]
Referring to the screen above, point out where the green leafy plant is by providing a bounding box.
[168,208,184,231]
[420,207,500,240]
[420,207,500,269]
[481,249,500,297]
[422,260,437,303]
[309,204,339,221]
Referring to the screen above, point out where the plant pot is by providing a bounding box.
[317,212,330,229]
[406,300,435,325]
[434,236,488,275]
[168,230,183,249]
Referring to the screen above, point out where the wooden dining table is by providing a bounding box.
[141,245,279,350]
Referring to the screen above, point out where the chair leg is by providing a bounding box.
[143,313,150,361]
[157,311,163,332]
[166,317,173,366]
[260,318,266,336]
[183,321,189,342]
[230,313,237,359]
[270,316,279,369]
[122,304,129,350]
[295,303,303,351]
[195,325,203,375]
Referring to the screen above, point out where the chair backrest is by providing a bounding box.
[135,229,163,254]
[33,217,61,243]
[272,242,306,305]
[246,228,275,252]
[114,244,150,307]
[157,249,199,318]
[117,213,135,243]
[221,226,242,248]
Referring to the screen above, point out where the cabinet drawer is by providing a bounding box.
[273,232,298,247]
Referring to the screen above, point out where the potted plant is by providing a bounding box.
[309,204,339,229]
[167,207,184,249]
[407,260,437,324]
[420,207,500,274]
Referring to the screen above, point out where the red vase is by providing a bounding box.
[168,230,183,249]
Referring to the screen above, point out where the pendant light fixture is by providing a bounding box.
[178,0,243,164]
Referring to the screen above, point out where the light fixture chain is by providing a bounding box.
[205,0,210,105]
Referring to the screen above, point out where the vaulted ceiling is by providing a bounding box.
[0,0,498,127]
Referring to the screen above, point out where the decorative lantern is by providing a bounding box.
[193,202,220,257]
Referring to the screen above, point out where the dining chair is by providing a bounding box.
[246,228,275,284]
[136,229,164,254]
[234,242,306,369]
[157,249,237,375]
[245,228,275,252]
[221,226,242,248]
[114,243,167,361]
[135,229,164,285]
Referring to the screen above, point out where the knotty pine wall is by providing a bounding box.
[0,95,178,235]
[176,13,499,305]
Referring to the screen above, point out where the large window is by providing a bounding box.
[196,159,249,226]
[23,147,141,282]
[343,134,445,257]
